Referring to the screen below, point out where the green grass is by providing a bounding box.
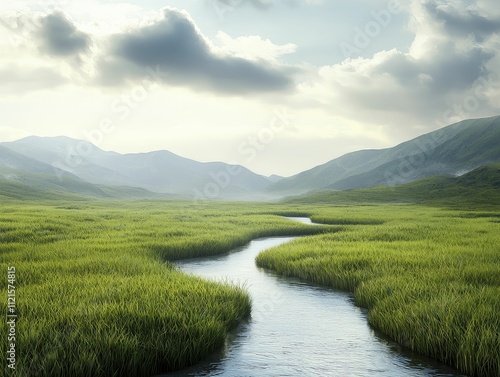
[1,198,499,377]
[256,205,500,377]
[0,200,333,376]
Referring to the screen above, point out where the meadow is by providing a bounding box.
[0,199,498,376]
[0,200,332,376]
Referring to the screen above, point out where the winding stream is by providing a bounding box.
[165,218,464,377]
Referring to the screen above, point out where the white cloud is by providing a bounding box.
[214,31,297,62]
[289,0,500,142]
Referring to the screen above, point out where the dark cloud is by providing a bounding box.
[425,2,500,41]
[98,9,294,94]
[38,11,90,56]
[428,46,493,92]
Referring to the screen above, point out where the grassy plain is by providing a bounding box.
[0,200,333,376]
[0,198,498,377]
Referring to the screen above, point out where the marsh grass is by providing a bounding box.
[256,205,500,377]
[0,200,334,376]
[2,199,498,377]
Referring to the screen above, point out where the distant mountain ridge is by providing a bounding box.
[0,136,276,199]
[268,116,500,194]
[1,115,499,201]
[0,144,160,200]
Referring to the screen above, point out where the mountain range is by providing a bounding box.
[0,136,276,200]
[268,115,500,195]
[1,115,499,201]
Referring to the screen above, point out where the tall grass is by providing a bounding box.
[2,199,498,376]
[0,200,334,376]
[256,205,500,377]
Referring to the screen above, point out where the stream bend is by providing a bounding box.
[165,218,462,377]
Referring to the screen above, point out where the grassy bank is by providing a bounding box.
[257,205,500,377]
[0,200,333,377]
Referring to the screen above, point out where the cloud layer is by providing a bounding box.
[293,0,500,133]
[98,9,294,94]
[0,7,295,96]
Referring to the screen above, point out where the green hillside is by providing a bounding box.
[287,163,500,207]
[0,178,85,201]
[0,167,161,201]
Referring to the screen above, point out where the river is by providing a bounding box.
[165,218,465,377]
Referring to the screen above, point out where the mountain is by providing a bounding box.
[0,144,78,178]
[268,116,500,195]
[286,163,500,206]
[267,174,284,183]
[0,145,160,200]
[1,136,274,199]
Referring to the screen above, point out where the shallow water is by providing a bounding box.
[164,219,465,377]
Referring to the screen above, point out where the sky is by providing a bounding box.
[1,0,500,177]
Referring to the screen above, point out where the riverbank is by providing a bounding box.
[257,206,500,377]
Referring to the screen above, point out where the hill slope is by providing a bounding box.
[0,145,161,200]
[270,116,500,195]
[287,163,500,206]
[0,145,79,179]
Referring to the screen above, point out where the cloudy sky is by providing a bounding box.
[1,0,500,176]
